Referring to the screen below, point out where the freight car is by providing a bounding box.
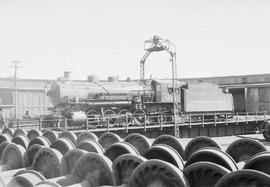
[46,79,234,128]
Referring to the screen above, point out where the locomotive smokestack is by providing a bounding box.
[64,71,71,81]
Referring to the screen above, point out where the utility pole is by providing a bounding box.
[11,60,20,120]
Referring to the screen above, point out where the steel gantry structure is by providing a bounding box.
[140,36,180,137]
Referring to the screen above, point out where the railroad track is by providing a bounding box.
[0,128,270,186]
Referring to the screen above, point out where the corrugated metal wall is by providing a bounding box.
[12,90,53,119]
[247,87,270,113]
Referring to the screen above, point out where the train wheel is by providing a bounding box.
[124,133,151,155]
[0,133,12,144]
[28,136,51,148]
[25,144,44,167]
[104,142,139,162]
[117,109,132,126]
[77,139,104,154]
[35,181,61,187]
[113,154,146,185]
[76,131,98,145]
[0,141,10,158]
[143,144,184,170]
[185,147,238,171]
[243,151,270,175]
[103,109,117,127]
[11,135,30,149]
[215,169,270,187]
[225,138,267,163]
[2,128,14,137]
[263,130,270,141]
[7,169,45,187]
[129,159,190,187]
[42,130,58,144]
[50,138,75,155]
[13,129,27,137]
[72,152,115,186]
[58,131,77,146]
[1,142,26,170]
[185,136,222,160]
[152,134,185,160]
[133,109,147,126]
[183,161,230,187]
[86,110,100,128]
[27,129,42,140]
[62,149,87,175]
[98,132,122,149]
[32,147,63,179]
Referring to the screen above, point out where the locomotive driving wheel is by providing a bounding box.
[86,110,101,128]
[133,109,147,126]
[103,109,117,127]
[117,109,132,126]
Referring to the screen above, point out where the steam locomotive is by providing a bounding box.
[46,78,234,128]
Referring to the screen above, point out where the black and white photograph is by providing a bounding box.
[0,0,270,186]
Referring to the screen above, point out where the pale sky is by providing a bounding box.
[0,0,269,80]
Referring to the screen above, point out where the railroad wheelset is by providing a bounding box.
[31,147,63,179]
[129,159,190,187]
[49,152,115,186]
[98,132,122,149]
[0,142,26,171]
[184,147,238,171]
[77,139,104,154]
[0,134,12,144]
[76,131,98,145]
[11,135,30,149]
[42,130,58,144]
[13,129,27,137]
[214,169,270,187]
[25,144,44,167]
[50,138,75,155]
[112,154,147,185]
[152,134,185,160]
[2,128,14,137]
[28,136,51,149]
[58,131,77,146]
[6,169,46,187]
[61,148,87,175]
[104,142,139,162]
[124,133,151,155]
[144,144,185,170]
[185,136,222,160]
[225,138,267,163]
[243,151,270,175]
[27,129,42,140]
[183,161,230,187]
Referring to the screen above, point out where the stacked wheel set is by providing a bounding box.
[0,128,270,187]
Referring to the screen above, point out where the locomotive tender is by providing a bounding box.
[47,78,234,127]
